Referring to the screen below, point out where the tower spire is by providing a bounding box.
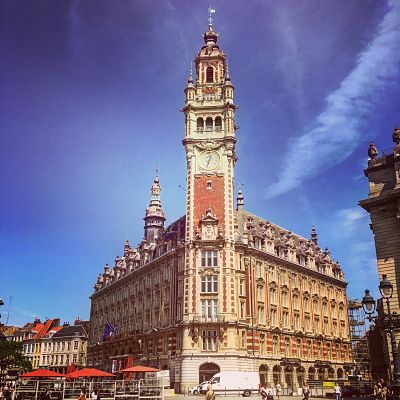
[208,6,216,29]
[237,186,244,211]
[143,172,166,242]
[311,225,318,245]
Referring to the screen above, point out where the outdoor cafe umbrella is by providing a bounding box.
[66,368,115,378]
[124,355,134,382]
[20,369,66,379]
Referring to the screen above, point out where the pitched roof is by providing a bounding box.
[52,325,87,338]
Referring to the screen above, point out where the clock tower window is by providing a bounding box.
[206,117,213,131]
[215,116,222,130]
[197,117,204,131]
[206,66,214,83]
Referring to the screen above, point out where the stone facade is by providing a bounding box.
[359,128,400,379]
[39,322,88,373]
[88,19,352,393]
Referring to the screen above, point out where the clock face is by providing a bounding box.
[199,151,220,171]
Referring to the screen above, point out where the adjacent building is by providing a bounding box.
[359,127,400,380]
[88,18,352,393]
[40,320,89,373]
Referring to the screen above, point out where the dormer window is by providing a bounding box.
[206,66,214,83]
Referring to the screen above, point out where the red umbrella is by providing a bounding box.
[119,366,159,373]
[125,356,134,382]
[66,368,115,378]
[20,369,66,378]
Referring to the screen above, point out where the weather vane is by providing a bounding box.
[208,5,216,26]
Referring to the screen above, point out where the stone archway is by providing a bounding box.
[328,368,335,380]
[273,365,282,385]
[297,366,305,387]
[199,363,220,383]
[308,367,316,381]
[284,366,294,393]
[337,368,344,379]
[259,365,269,385]
[318,368,325,380]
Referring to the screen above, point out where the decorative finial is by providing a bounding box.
[208,6,216,28]
[225,61,231,81]
[393,126,400,145]
[368,142,378,160]
[237,184,244,211]
[311,225,318,245]
[188,62,193,83]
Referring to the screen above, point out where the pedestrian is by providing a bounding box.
[205,384,215,400]
[3,386,11,400]
[334,383,342,400]
[302,383,310,400]
[379,380,387,400]
[260,384,268,400]
[79,388,86,400]
[266,386,274,400]
[275,383,281,400]
[91,389,97,400]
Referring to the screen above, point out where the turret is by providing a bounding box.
[311,225,318,245]
[184,65,195,103]
[223,63,234,102]
[143,173,166,242]
[237,188,244,211]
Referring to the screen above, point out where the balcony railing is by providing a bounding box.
[193,315,225,323]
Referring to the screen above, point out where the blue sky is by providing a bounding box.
[1,0,400,326]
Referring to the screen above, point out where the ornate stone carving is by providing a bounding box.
[194,141,222,151]
[393,127,400,157]
[198,207,220,240]
[368,142,378,160]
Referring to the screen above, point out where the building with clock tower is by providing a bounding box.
[87,16,352,394]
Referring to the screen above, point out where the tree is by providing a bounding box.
[0,341,31,384]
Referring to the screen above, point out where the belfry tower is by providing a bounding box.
[181,12,239,361]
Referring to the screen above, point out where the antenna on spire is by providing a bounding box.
[208,5,216,27]
[155,163,159,177]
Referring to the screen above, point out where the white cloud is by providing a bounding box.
[335,207,367,237]
[267,0,400,198]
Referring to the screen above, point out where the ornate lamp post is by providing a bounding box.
[362,274,400,400]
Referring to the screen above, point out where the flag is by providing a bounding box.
[102,321,116,341]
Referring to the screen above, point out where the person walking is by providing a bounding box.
[260,385,268,400]
[205,385,215,400]
[302,383,310,400]
[334,383,342,400]
[275,383,281,400]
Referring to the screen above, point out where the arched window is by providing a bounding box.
[206,66,214,83]
[206,117,213,130]
[199,363,220,383]
[197,117,204,131]
[215,116,222,130]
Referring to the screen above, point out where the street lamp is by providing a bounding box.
[362,274,400,400]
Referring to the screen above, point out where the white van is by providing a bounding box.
[208,371,260,397]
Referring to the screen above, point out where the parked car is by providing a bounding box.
[190,381,209,395]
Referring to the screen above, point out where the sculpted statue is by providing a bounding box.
[393,127,400,157]
[368,142,378,160]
